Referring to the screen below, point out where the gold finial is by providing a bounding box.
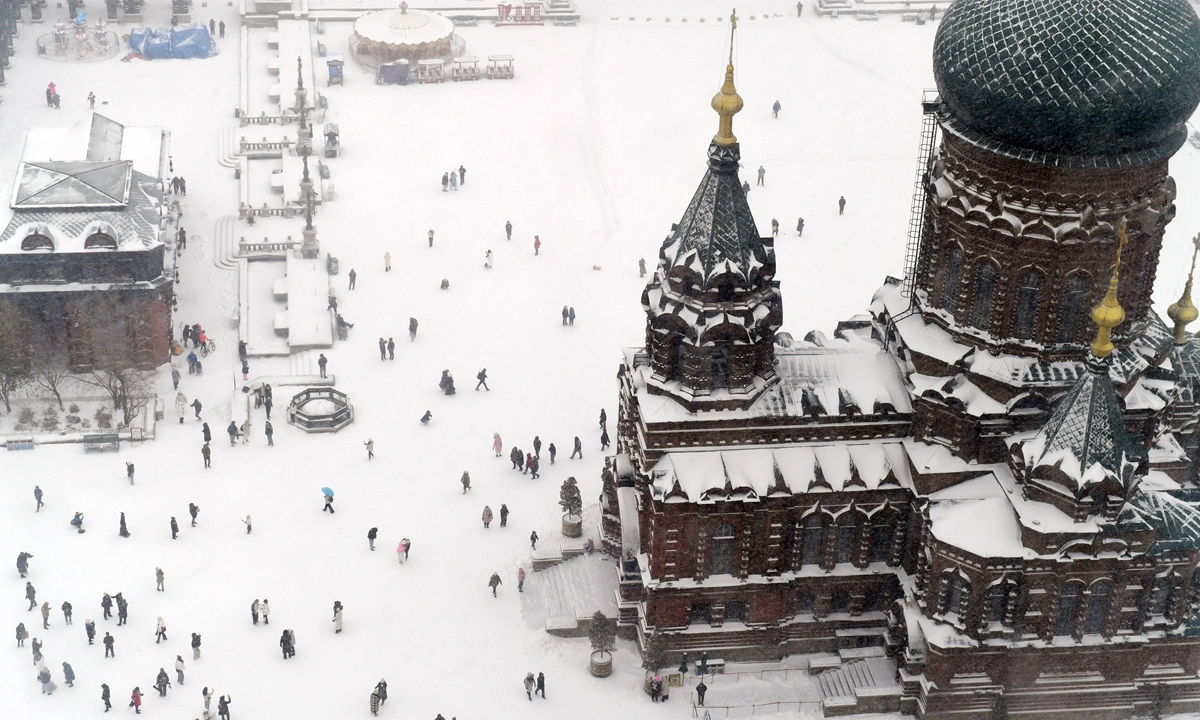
[711,10,743,147]
[1090,224,1129,358]
[1168,232,1200,345]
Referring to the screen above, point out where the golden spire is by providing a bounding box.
[1090,224,1129,358]
[711,10,743,147]
[1167,232,1200,345]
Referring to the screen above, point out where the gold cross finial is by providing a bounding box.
[1090,224,1129,358]
[1168,231,1200,345]
[711,10,744,146]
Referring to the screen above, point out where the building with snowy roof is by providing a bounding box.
[600,2,1200,718]
[0,112,173,369]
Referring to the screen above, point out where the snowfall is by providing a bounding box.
[4,1,1200,719]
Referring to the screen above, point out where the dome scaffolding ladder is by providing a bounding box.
[897,89,942,319]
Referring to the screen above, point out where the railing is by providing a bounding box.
[240,139,294,153]
[239,237,298,254]
[239,203,303,220]
[240,111,297,127]
[685,668,810,685]
[690,701,822,718]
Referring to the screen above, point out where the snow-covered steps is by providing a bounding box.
[214,215,239,271]
[808,655,902,717]
[523,553,619,638]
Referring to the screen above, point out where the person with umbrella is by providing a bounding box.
[322,488,335,513]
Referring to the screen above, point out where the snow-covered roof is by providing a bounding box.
[928,474,1027,558]
[21,112,165,179]
[649,442,911,502]
[749,339,913,417]
[11,161,131,209]
[353,7,454,47]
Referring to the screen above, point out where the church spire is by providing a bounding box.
[1168,232,1200,345]
[711,10,743,147]
[1090,224,1128,359]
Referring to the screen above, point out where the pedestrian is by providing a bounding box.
[171,366,180,390]
[204,686,214,711]
[562,305,569,326]
[261,599,270,624]
[156,567,165,591]
[773,99,781,117]
[175,655,185,685]
[62,600,73,624]
[192,398,203,419]
[449,171,458,191]
[534,235,541,255]
[189,503,199,527]
[209,18,215,34]
[318,353,328,378]
[227,421,238,446]
[202,422,212,445]
[518,566,526,592]
[177,392,187,422]
[41,602,50,628]
[797,0,803,17]
[482,505,492,528]
[179,177,187,195]
[396,540,407,564]
[116,594,128,625]
[757,165,765,186]
[88,90,96,108]
[529,455,540,478]
[428,228,435,247]
[441,173,449,192]
[368,527,378,551]
[333,606,343,633]
[571,436,582,459]
[32,636,43,663]
[101,683,111,712]
[15,621,26,647]
[349,268,357,290]
[524,672,535,700]
[241,359,249,380]
[85,619,96,644]
[371,690,381,716]
[186,350,198,375]
[569,306,576,325]
[379,337,387,361]
[104,632,115,657]
[489,572,502,597]
[280,629,293,659]
[409,317,418,341]
[505,220,512,240]
[156,616,167,643]
[697,679,707,706]
[536,672,546,698]
[376,679,388,706]
[500,503,509,527]
[218,695,232,720]
[462,471,472,494]
[493,433,503,457]
[191,632,201,659]
[601,428,610,450]
[39,665,53,694]
[324,493,335,513]
[421,410,432,424]
[512,446,523,470]
[639,258,647,277]
[26,582,37,610]
[265,396,273,418]
[101,592,112,620]
[17,551,33,578]
[530,530,539,549]
[600,407,608,429]
[34,485,43,512]
[251,599,260,625]
[548,442,557,464]
[743,180,751,193]
[839,195,846,214]
[771,217,779,236]
[126,461,135,485]
[458,165,466,185]
[170,516,179,539]
[384,251,392,272]
[387,337,395,360]
[485,249,494,269]
[524,452,534,475]
[365,438,375,459]
[476,368,489,390]
[265,419,274,446]
[797,217,805,236]
[119,513,130,538]
[219,20,225,37]
[243,515,252,533]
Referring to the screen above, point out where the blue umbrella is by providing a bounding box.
[321,487,334,497]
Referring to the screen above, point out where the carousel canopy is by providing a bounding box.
[353,7,454,47]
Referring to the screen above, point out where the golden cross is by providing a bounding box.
[729,9,738,65]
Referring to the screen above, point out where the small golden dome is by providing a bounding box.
[1089,225,1128,359]
[712,11,743,147]
[1167,236,1200,345]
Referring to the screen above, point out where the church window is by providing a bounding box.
[1013,270,1043,339]
[712,342,730,390]
[1055,582,1082,636]
[1057,275,1088,344]
[986,583,1010,624]
[801,515,823,567]
[946,575,969,616]
[941,245,962,312]
[868,515,892,563]
[21,233,53,251]
[970,262,997,329]
[710,523,736,576]
[1150,577,1173,618]
[1084,581,1111,634]
[84,232,118,249]
[835,513,858,565]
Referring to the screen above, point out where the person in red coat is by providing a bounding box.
[129,687,142,713]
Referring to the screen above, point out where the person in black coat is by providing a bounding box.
[101,683,111,711]
[536,672,545,698]
[25,581,36,610]
[103,632,115,657]
[85,619,96,644]
[101,593,112,620]
[202,423,211,443]
[227,421,238,446]
[367,527,378,551]
[191,632,201,659]
[170,517,179,540]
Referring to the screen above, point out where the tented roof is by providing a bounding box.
[353,8,454,46]
[11,161,131,209]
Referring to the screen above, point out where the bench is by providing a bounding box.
[83,433,120,452]
[6,437,35,451]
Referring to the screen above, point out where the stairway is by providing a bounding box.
[213,215,239,271]
[217,126,239,169]
[532,553,619,637]
[817,659,877,699]
[289,350,315,376]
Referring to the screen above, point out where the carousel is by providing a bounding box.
[350,1,460,69]
[37,13,119,62]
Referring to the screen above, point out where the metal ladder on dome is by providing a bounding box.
[895,89,942,321]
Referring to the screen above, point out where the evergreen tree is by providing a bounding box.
[589,612,616,656]
[560,476,582,518]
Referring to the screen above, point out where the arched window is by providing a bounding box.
[986,583,1010,624]
[84,232,118,249]
[941,245,962,313]
[835,513,858,565]
[724,601,746,623]
[868,514,892,564]
[1013,270,1043,340]
[1084,581,1111,634]
[710,523,736,576]
[1150,576,1173,618]
[1055,582,1082,636]
[970,262,997,329]
[1057,275,1088,344]
[946,575,970,616]
[801,514,823,567]
[21,233,53,251]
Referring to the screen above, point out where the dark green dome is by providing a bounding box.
[933,0,1200,164]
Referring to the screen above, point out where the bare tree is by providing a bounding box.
[81,368,155,428]
[29,336,74,411]
[0,300,30,413]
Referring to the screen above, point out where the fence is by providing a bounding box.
[685,668,810,686]
[690,701,823,718]
[239,237,298,254]
[239,203,303,220]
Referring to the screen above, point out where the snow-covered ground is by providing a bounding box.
[4,1,1200,718]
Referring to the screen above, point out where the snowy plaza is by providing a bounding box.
[5,0,1200,719]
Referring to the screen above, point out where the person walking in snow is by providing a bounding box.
[103,632,115,657]
[261,599,270,624]
[500,503,509,527]
[333,606,344,633]
[530,530,539,549]
[101,683,111,711]
[371,690,382,716]
[639,258,647,277]
[387,338,395,360]
[421,410,432,425]
[38,665,54,694]
[280,629,294,659]
[175,655,185,685]
[571,436,583,459]
[25,581,36,611]
[219,20,226,37]
[506,220,513,240]
[156,568,165,592]
[155,616,167,643]
[548,442,557,464]
[757,165,765,186]
[348,268,357,290]
[536,672,546,698]
[318,353,328,378]
[838,195,846,214]
[202,422,212,443]
[119,513,130,538]
[101,592,112,620]
[264,420,274,446]
[518,566,526,592]
[16,621,26,647]
[227,421,238,446]
[428,229,435,248]
[562,305,569,325]
[409,317,419,341]
[155,668,171,697]
[32,636,43,663]
[449,171,458,191]
[569,307,576,325]
[116,594,128,625]
[441,173,449,192]
[251,600,260,625]
[493,433,503,457]
[525,672,535,700]
[383,251,392,272]
[489,572,502,597]
[192,398,203,419]
[176,392,187,423]
[458,165,466,185]
[396,540,408,564]
[202,443,211,468]
[191,632,201,659]
[533,436,542,458]
[476,368,489,391]
[510,446,522,469]
[218,695,232,720]
[534,235,541,255]
[482,505,493,528]
[368,527,378,551]
[170,517,180,540]
[461,471,472,493]
[485,249,494,269]
[696,679,707,706]
[324,493,335,513]
[40,602,50,629]
[528,455,540,479]
[773,99,781,117]
[85,619,96,644]
[524,452,534,475]
[243,515,252,533]
[34,485,43,512]
[365,438,375,460]
[172,366,181,390]
[17,551,32,577]
[203,686,214,711]
[797,217,805,236]
[601,428,610,450]
[771,217,779,236]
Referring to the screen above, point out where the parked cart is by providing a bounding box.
[487,54,514,79]
[451,56,480,81]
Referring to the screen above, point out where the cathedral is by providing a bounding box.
[598,1,1200,717]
